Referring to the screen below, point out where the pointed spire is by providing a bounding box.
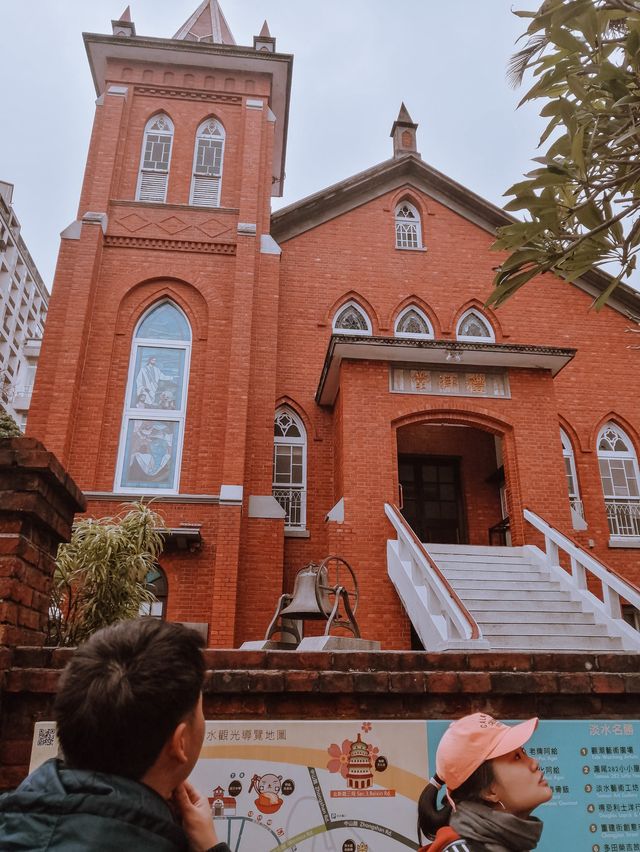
[390,102,420,159]
[254,19,276,52]
[112,5,136,37]
[173,0,236,45]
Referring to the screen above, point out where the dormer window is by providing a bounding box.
[395,306,434,339]
[136,114,174,203]
[332,301,372,336]
[394,202,422,249]
[190,119,225,207]
[456,309,495,342]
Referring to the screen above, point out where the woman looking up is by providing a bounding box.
[418,713,552,852]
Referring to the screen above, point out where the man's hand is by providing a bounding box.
[173,780,219,852]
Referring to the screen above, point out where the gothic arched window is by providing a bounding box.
[395,306,434,339]
[136,114,174,203]
[456,309,495,342]
[115,300,191,494]
[189,118,225,206]
[272,408,307,529]
[560,429,583,519]
[597,423,640,538]
[395,202,422,249]
[332,301,372,336]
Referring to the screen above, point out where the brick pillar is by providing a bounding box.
[0,438,85,647]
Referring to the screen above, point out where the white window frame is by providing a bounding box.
[597,422,640,540]
[394,201,422,250]
[272,407,307,530]
[456,308,495,343]
[135,114,174,203]
[560,428,583,519]
[189,118,226,207]
[394,305,434,340]
[114,301,191,496]
[332,300,372,336]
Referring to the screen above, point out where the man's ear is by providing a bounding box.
[166,721,189,765]
[479,783,500,806]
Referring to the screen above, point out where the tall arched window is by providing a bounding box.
[189,118,225,206]
[597,423,640,538]
[395,305,434,339]
[136,114,174,202]
[115,301,191,494]
[456,309,495,342]
[273,408,307,529]
[560,429,583,519]
[394,201,422,249]
[332,300,372,336]
[139,566,168,618]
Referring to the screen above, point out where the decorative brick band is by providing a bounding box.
[104,236,236,254]
[133,85,242,104]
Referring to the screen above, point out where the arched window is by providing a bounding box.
[394,202,422,249]
[139,566,168,618]
[189,118,225,206]
[560,429,583,519]
[332,300,372,336]
[395,306,434,339]
[115,300,191,494]
[272,408,307,529]
[136,114,174,202]
[456,309,495,342]
[597,423,640,538]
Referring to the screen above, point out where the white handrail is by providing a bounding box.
[384,503,487,650]
[524,508,640,649]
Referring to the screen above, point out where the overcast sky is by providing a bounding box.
[1,0,544,289]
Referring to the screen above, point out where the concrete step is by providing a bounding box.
[461,589,574,601]
[452,579,562,592]
[481,622,608,637]
[474,610,595,624]
[425,544,527,557]
[489,635,622,651]
[427,554,530,566]
[467,598,582,612]
[443,569,546,582]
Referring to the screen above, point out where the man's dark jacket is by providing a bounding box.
[0,758,229,852]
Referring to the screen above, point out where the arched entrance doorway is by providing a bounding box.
[396,420,509,546]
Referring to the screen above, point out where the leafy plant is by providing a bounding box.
[491,0,640,309]
[0,410,22,438]
[47,501,165,646]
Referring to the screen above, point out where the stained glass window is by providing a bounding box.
[395,202,422,249]
[333,301,371,335]
[395,306,434,339]
[456,309,495,342]
[597,423,640,537]
[116,301,191,494]
[136,114,174,203]
[272,407,307,529]
[190,119,225,207]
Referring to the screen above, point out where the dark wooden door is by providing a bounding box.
[398,454,466,544]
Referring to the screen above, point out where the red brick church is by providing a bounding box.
[27,1,640,651]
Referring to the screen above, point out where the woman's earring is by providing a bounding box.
[497,800,506,811]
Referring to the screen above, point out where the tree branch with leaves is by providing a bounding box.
[490,0,640,309]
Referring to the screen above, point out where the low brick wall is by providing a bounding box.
[1,647,638,791]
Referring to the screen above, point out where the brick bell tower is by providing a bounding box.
[27,2,294,645]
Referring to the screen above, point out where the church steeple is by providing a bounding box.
[112,5,136,37]
[173,0,236,45]
[254,20,276,53]
[390,103,420,159]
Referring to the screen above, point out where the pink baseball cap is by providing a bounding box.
[435,713,538,792]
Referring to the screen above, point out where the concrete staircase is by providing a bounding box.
[423,543,624,652]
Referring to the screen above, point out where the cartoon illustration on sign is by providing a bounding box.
[249,772,284,814]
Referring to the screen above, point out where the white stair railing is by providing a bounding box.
[384,503,488,650]
[524,508,640,651]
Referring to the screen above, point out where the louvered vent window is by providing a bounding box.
[136,115,174,203]
[190,119,225,207]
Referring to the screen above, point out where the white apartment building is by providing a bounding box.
[0,181,48,430]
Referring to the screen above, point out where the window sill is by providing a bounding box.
[608,536,640,549]
[285,529,310,538]
[395,246,427,252]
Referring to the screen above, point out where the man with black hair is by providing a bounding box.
[0,618,231,852]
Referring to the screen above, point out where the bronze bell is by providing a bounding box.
[279,563,330,620]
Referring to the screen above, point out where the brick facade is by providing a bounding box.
[25,12,640,649]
